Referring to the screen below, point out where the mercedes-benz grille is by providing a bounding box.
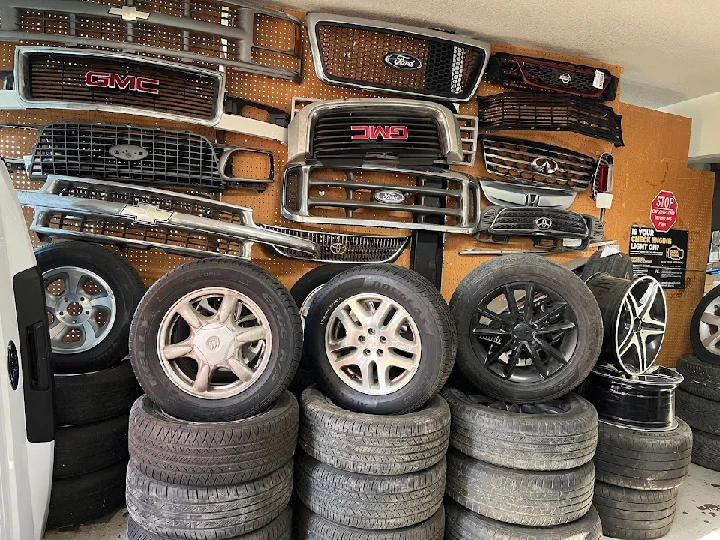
[282,163,480,233]
[306,13,489,102]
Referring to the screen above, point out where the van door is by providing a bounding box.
[0,160,54,540]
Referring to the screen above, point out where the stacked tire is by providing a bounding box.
[676,354,720,471]
[592,419,692,539]
[443,386,602,539]
[125,258,304,539]
[38,242,146,528]
[295,387,448,540]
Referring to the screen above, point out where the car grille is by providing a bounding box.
[1,0,303,81]
[481,136,597,191]
[477,206,600,250]
[307,14,489,101]
[26,122,274,191]
[477,93,624,146]
[486,53,618,101]
[263,227,409,263]
[32,211,250,259]
[282,163,480,233]
[17,48,222,122]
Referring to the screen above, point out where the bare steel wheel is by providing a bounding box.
[44,266,116,355]
[131,257,302,421]
[157,287,272,400]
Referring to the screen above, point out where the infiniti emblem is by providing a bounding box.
[559,73,572,84]
[330,243,348,255]
[384,52,423,71]
[206,336,221,351]
[531,157,560,175]
[374,190,405,204]
[535,217,553,230]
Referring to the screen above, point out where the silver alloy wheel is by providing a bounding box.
[157,287,272,400]
[43,266,116,354]
[698,295,720,355]
[324,293,421,395]
[615,276,667,375]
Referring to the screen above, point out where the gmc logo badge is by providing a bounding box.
[85,72,160,95]
[351,125,408,140]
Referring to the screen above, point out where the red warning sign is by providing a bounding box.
[650,190,677,233]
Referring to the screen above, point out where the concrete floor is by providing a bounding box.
[43,464,720,540]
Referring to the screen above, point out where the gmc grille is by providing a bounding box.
[477,93,624,146]
[486,53,618,101]
[26,122,274,191]
[481,136,597,191]
[263,227,409,263]
[17,48,222,122]
[307,14,489,102]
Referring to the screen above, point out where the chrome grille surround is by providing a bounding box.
[0,0,303,82]
[281,163,480,234]
[263,226,409,263]
[481,136,597,191]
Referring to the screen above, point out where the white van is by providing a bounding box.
[0,160,54,540]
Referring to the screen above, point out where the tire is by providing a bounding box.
[305,264,456,415]
[676,354,720,402]
[130,257,302,422]
[126,459,293,539]
[581,250,634,280]
[296,504,445,540]
[128,392,298,486]
[691,429,720,471]
[295,452,445,530]
[442,386,597,470]
[690,285,720,365]
[54,414,129,479]
[127,506,292,540]
[593,482,677,539]
[54,360,142,426]
[451,255,603,403]
[36,241,145,374]
[594,419,692,490]
[445,448,594,527]
[676,388,720,435]
[46,460,127,529]
[291,264,357,324]
[299,386,450,475]
[444,499,602,540]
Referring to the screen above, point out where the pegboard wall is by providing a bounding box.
[0,6,713,367]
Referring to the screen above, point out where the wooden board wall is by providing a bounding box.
[0,7,713,367]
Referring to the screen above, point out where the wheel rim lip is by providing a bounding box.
[157,286,272,400]
[469,281,579,384]
[43,265,117,355]
[324,292,422,396]
[698,295,720,354]
[614,275,667,375]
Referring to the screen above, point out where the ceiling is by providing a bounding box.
[270,0,720,109]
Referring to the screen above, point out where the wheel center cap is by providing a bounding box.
[194,323,235,365]
[513,323,534,341]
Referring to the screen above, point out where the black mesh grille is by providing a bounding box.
[477,93,624,146]
[311,110,442,166]
[29,122,223,190]
[490,208,589,236]
[486,53,618,101]
[481,136,597,191]
[313,21,486,101]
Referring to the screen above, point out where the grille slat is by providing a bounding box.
[307,14,488,101]
[477,93,624,146]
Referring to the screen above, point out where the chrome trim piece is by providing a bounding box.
[479,178,577,209]
[306,13,490,102]
[18,177,317,258]
[263,226,409,263]
[0,0,303,82]
[282,163,480,233]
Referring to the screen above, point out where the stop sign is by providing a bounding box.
[650,190,678,232]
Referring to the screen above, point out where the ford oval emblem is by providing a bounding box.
[384,52,423,71]
[109,144,149,161]
[374,190,405,204]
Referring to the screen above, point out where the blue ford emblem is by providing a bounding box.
[384,53,423,71]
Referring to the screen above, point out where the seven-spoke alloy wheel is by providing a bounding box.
[130,257,302,421]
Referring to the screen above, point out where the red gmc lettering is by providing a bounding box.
[85,71,159,95]
[351,125,409,140]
